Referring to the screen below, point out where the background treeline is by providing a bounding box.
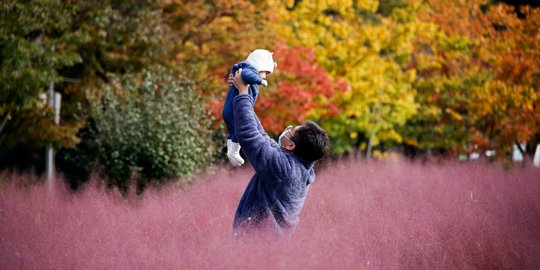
[1,0,538,191]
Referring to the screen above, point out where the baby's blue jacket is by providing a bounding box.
[232,94,315,236]
[222,62,263,143]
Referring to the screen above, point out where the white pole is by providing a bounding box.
[512,142,526,162]
[54,92,61,125]
[46,44,56,183]
[533,144,540,168]
[46,81,54,183]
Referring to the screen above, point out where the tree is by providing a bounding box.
[162,0,349,146]
[254,41,348,136]
[0,1,85,148]
[0,0,168,168]
[402,0,540,159]
[162,0,274,98]
[269,0,422,155]
[66,67,215,193]
[477,5,540,157]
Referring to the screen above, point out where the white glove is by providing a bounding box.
[227,139,245,167]
[261,80,268,87]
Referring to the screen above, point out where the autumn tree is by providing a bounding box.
[478,5,540,157]
[162,0,347,145]
[255,41,348,136]
[162,0,275,99]
[269,0,423,155]
[402,0,540,159]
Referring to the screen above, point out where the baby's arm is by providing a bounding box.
[241,67,263,85]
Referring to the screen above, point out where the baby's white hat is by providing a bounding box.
[245,49,275,74]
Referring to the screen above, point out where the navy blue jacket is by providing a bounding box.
[222,62,263,143]
[232,94,316,236]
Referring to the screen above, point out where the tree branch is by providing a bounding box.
[286,0,303,11]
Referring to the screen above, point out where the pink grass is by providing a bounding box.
[1,159,539,269]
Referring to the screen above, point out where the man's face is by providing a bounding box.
[280,125,300,150]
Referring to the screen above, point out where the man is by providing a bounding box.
[228,68,330,236]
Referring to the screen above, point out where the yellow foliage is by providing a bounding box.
[270,0,424,150]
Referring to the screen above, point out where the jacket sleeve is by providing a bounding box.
[254,111,280,149]
[233,94,290,177]
[230,63,240,74]
[222,85,238,142]
[241,67,263,85]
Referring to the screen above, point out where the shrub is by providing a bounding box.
[69,66,216,192]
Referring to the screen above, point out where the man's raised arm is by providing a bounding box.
[229,69,284,174]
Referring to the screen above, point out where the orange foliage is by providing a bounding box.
[414,0,540,155]
[255,41,348,135]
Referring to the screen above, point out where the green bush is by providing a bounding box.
[75,66,216,192]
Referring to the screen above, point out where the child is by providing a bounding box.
[222,49,276,167]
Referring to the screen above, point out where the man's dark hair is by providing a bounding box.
[291,121,329,162]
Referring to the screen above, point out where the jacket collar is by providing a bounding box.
[281,148,314,169]
[294,155,314,169]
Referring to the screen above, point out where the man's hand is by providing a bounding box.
[228,68,249,94]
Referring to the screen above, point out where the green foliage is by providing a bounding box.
[399,73,488,153]
[74,67,215,192]
[0,1,84,146]
[378,0,409,16]
[73,0,167,75]
[0,0,167,148]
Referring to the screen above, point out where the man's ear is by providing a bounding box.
[284,142,295,151]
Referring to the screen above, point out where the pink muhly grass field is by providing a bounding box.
[1,159,539,269]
